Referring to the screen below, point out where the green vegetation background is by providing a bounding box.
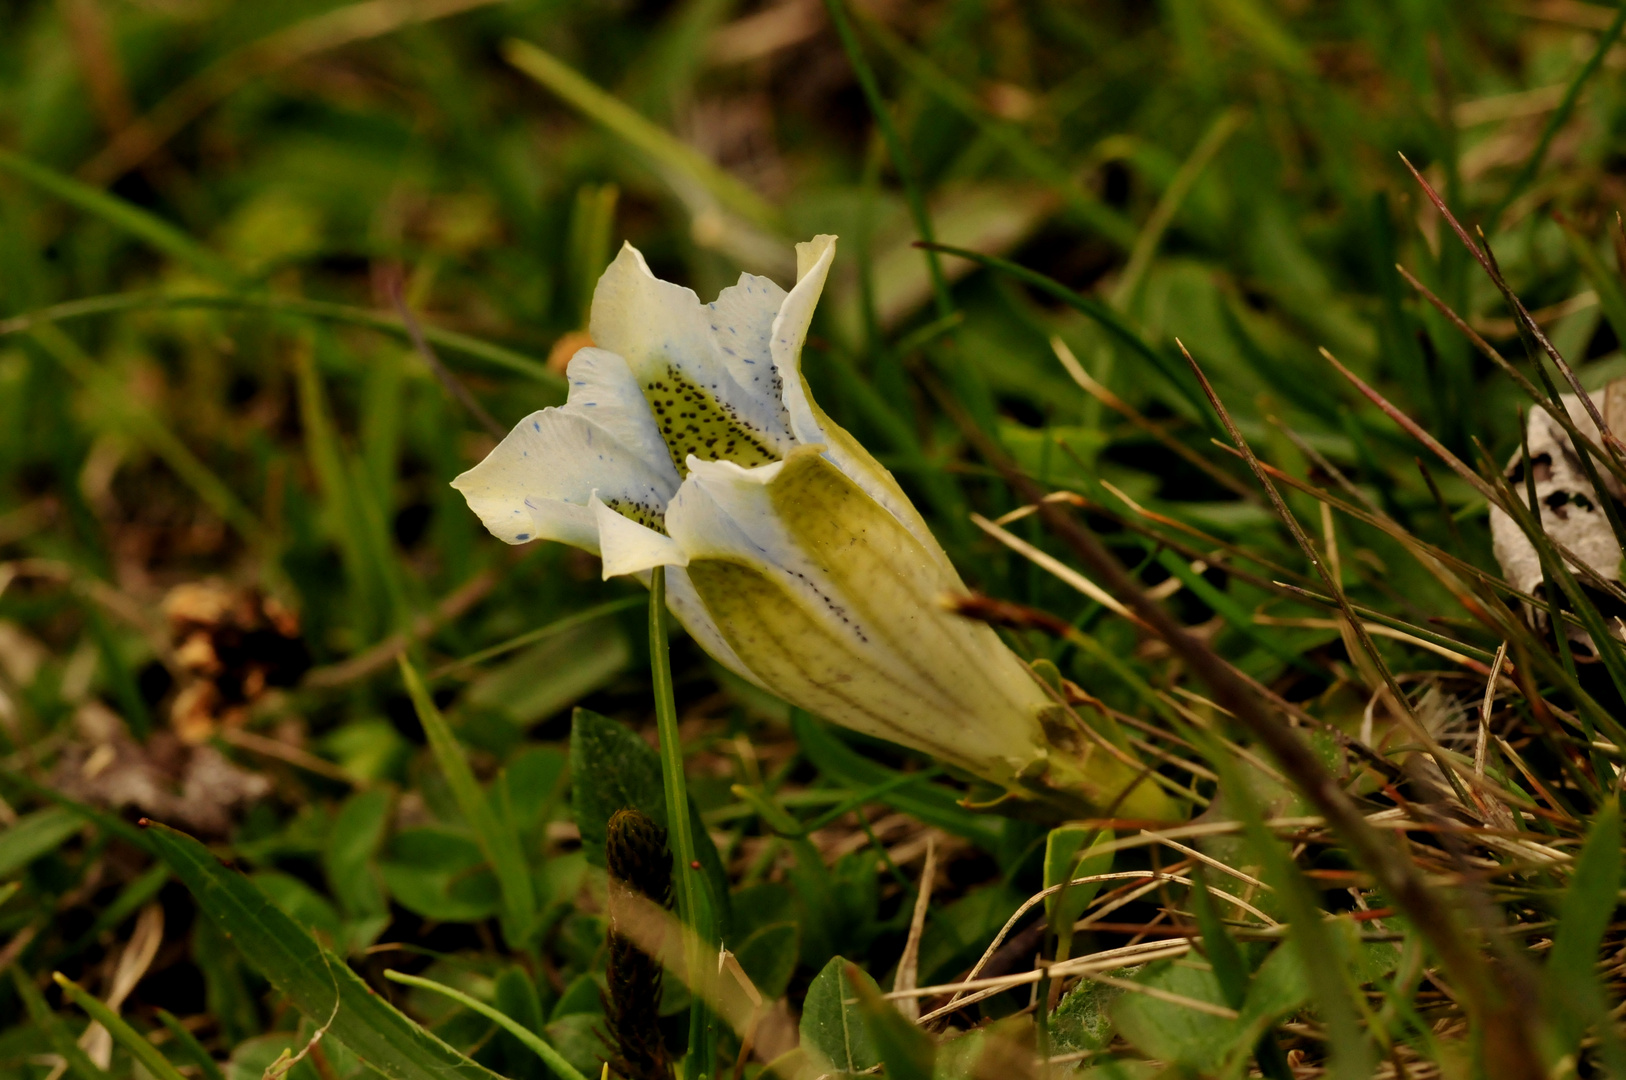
[0,0,1622,1076]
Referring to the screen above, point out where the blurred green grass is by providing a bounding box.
[2,0,1625,1075]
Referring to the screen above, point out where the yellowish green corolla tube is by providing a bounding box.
[452,235,1173,821]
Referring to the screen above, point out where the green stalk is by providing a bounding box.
[650,567,716,1080]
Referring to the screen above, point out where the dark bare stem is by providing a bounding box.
[929,374,1498,1032]
[383,267,505,438]
[1399,154,1623,469]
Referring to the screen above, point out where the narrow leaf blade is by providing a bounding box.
[143,820,504,1080]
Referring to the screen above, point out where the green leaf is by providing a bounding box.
[550,973,605,1021]
[1044,825,1113,960]
[379,828,502,924]
[10,969,111,1080]
[493,967,547,1080]
[1546,801,1623,1061]
[734,921,800,1001]
[1239,944,1310,1026]
[568,707,731,930]
[799,957,881,1076]
[0,807,82,877]
[323,789,391,921]
[1051,973,1130,1054]
[383,970,590,1080]
[143,820,505,1080]
[1190,869,1249,1008]
[54,973,189,1080]
[155,1009,226,1080]
[1196,728,1375,1080]
[789,712,1007,856]
[400,656,536,947]
[1110,960,1237,1070]
[845,963,935,1080]
[252,871,344,943]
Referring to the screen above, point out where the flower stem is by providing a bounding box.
[650,566,716,1080]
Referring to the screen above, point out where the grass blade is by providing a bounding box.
[0,807,82,878]
[1488,4,1626,228]
[28,324,263,542]
[398,656,536,947]
[856,15,1136,249]
[143,820,505,1080]
[9,970,111,1080]
[154,1009,225,1080]
[920,242,1217,428]
[1545,801,1624,1067]
[822,0,951,321]
[502,39,780,233]
[0,148,239,283]
[54,973,188,1080]
[383,970,590,1080]
[0,291,563,388]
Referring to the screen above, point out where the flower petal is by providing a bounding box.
[590,244,794,462]
[706,273,792,423]
[769,235,957,574]
[771,234,837,448]
[663,567,769,691]
[667,447,1052,782]
[450,408,676,547]
[566,347,683,491]
[591,494,688,578]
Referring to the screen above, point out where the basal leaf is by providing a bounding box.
[568,707,731,931]
[846,963,935,1080]
[1110,960,1240,1070]
[799,957,881,1076]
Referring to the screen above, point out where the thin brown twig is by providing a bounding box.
[924,369,1515,1059]
[1397,264,1626,495]
[1399,153,1626,466]
[383,268,505,437]
[302,569,496,688]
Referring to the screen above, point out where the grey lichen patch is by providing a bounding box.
[603,496,667,534]
[641,363,780,475]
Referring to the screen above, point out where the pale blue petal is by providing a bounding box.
[566,347,683,491]
[591,494,687,578]
[590,243,794,455]
[450,408,675,548]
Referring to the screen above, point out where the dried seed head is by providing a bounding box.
[601,808,672,1080]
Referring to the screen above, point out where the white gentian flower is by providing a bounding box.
[452,236,1172,819]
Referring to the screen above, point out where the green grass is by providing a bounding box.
[1,1,1625,1078]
